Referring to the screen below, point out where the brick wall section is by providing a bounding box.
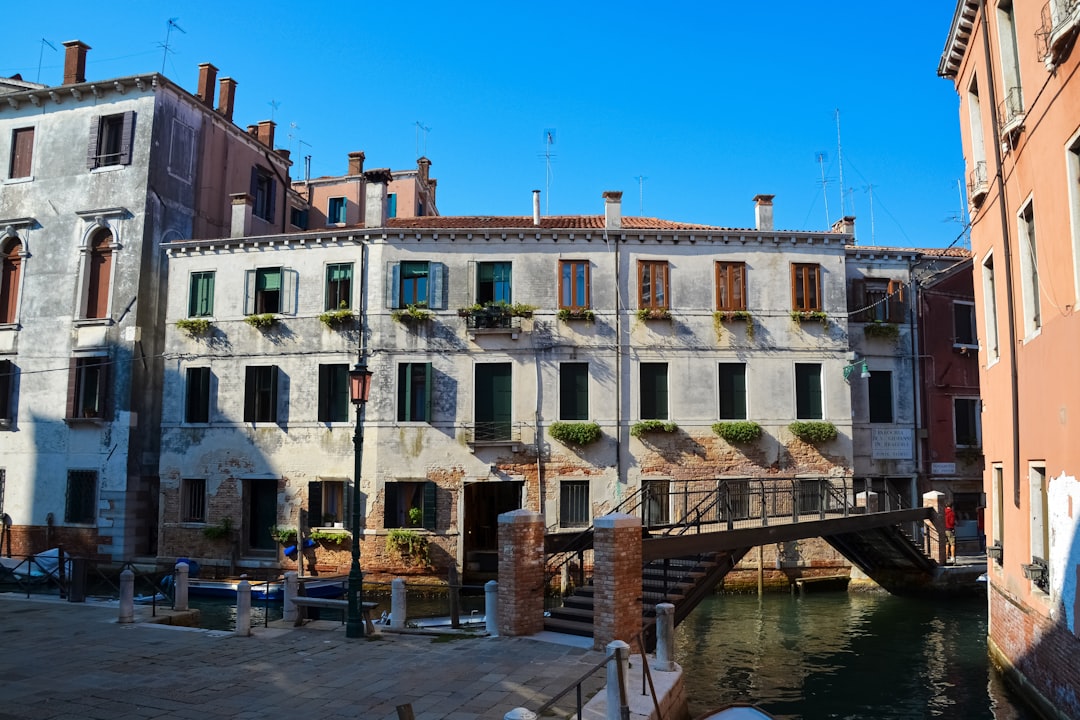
[2,526,104,561]
[593,513,642,651]
[923,491,946,564]
[496,509,545,636]
[989,580,1080,719]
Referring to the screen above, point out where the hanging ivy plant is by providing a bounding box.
[630,420,679,437]
[176,318,213,336]
[245,313,277,330]
[712,421,763,444]
[549,421,603,446]
[788,421,838,444]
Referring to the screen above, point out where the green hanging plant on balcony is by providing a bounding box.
[790,310,828,328]
[318,304,356,328]
[176,318,213,336]
[391,303,433,324]
[630,420,679,437]
[244,313,277,330]
[557,308,595,322]
[712,421,763,444]
[548,421,603,446]
[788,421,838,444]
[863,321,900,340]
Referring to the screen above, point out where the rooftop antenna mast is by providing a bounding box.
[268,99,280,123]
[635,175,648,216]
[816,151,831,227]
[835,109,846,219]
[159,18,186,74]
[36,38,56,84]
[415,121,431,158]
[543,129,556,215]
[863,184,876,245]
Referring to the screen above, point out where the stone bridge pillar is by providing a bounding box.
[593,513,642,651]
[497,509,545,637]
[923,491,946,564]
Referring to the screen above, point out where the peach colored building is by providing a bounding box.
[940,1,1080,717]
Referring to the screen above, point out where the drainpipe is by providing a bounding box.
[979,0,1022,506]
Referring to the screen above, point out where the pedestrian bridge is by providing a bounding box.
[544,477,939,637]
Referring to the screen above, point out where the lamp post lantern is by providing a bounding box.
[346,356,373,639]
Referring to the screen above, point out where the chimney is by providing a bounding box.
[364,169,393,228]
[753,194,775,231]
[603,191,623,230]
[417,156,431,184]
[532,190,542,226]
[217,77,237,122]
[347,151,365,176]
[831,215,856,237]
[256,120,275,149]
[230,193,253,238]
[196,63,218,108]
[62,41,90,85]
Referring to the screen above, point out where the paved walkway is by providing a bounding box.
[0,594,605,720]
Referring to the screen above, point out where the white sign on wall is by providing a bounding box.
[931,462,957,475]
[872,428,913,460]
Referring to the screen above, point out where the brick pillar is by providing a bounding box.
[497,509,544,637]
[592,513,642,651]
[923,491,946,564]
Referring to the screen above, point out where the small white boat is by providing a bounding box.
[0,548,71,583]
[694,704,776,720]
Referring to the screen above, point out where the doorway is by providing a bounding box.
[463,480,523,576]
[244,479,278,554]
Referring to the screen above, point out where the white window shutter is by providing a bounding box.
[387,262,400,308]
[430,263,446,310]
[244,269,256,315]
[281,268,298,315]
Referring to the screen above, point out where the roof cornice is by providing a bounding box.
[938,0,980,79]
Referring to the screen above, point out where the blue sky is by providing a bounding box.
[5,2,966,248]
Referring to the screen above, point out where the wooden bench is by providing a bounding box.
[290,597,378,633]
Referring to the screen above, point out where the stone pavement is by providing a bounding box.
[0,594,606,720]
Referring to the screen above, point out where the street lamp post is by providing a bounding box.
[346,356,373,639]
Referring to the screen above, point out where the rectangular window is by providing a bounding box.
[559,480,590,528]
[318,364,349,423]
[68,357,109,420]
[383,481,437,529]
[559,260,590,310]
[1018,201,1041,335]
[475,363,512,440]
[325,263,353,310]
[387,193,398,218]
[967,77,987,174]
[87,112,134,169]
[289,207,309,229]
[181,478,207,523]
[185,367,211,423]
[188,272,215,318]
[1030,463,1049,566]
[953,301,977,346]
[248,267,282,314]
[401,262,429,306]
[791,264,822,312]
[992,463,1004,555]
[716,262,747,311]
[717,363,747,420]
[308,479,346,526]
[559,363,589,421]
[857,279,906,322]
[244,366,278,423]
[0,359,13,423]
[867,370,893,423]
[996,1,1023,119]
[640,363,669,420]
[327,197,347,225]
[643,479,670,527]
[9,127,34,178]
[397,362,432,422]
[795,363,822,420]
[982,253,1000,361]
[251,166,276,222]
[477,262,512,304]
[638,260,670,309]
[65,470,97,524]
[387,261,444,309]
[954,398,981,447]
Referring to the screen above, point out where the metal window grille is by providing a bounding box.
[65,470,97,524]
[560,481,590,528]
[182,479,206,522]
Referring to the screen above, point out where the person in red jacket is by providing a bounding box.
[944,503,957,564]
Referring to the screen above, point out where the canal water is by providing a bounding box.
[675,592,1034,720]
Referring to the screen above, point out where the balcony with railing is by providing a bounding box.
[968,161,989,206]
[997,86,1025,137]
[463,421,523,449]
[1037,0,1080,65]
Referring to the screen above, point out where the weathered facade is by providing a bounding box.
[940,1,1080,717]
[0,42,291,561]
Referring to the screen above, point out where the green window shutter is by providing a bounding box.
[269,366,280,422]
[718,363,746,420]
[795,364,822,420]
[244,366,257,422]
[422,481,437,530]
[308,481,323,528]
[318,365,331,422]
[383,483,399,528]
[423,363,432,422]
[560,363,589,421]
[640,363,668,420]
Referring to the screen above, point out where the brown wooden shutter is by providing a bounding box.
[848,279,865,321]
[100,357,113,421]
[87,116,101,169]
[66,359,78,419]
[10,128,34,178]
[118,111,135,165]
[0,359,12,420]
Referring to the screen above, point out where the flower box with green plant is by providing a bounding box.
[557,308,595,322]
[863,321,900,340]
[790,310,829,327]
[244,313,277,330]
[788,421,838,444]
[391,303,434,324]
[310,528,350,545]
[459,301,537,330]
[203,516,233,540]
[176,318,213,336]
[386,528,430,566]
[269,526,298,544]
[713,311,754,341]
[318,304,356,328]
[630,419,679,437]
[548,421,603,446]
[636,307,671,322]
[712,420,763,444]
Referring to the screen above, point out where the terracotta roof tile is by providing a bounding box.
[385,215,732,231]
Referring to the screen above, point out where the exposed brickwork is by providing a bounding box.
[636,432,850,479]
[2,525,105,561]
[497,510,545,636]
[593,515,643,650]
[990,580,1080,719]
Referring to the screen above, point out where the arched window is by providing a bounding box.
[85,232,113,319]
[0,238,22,324]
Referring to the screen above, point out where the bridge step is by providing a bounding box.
[547,605,595,622]
[543,616,595,637]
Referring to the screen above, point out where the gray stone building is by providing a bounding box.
[0,41,293,562]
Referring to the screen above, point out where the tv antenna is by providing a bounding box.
[415,121,431,158]
[159,18,186,74]
[289,123,310,180]
[542,129,557,215]
[835,109,846,218]
[862,184,876,245]
[815,151,832,227]
[36,38,56,84]
[635,175,648,216]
